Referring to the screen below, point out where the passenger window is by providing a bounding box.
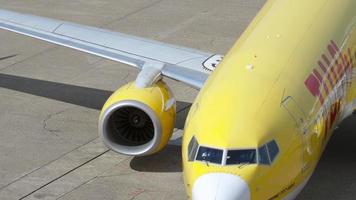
[267,140,279,162]
[226,149,257,165]
[188,136,199,161]
[196,146,223,164]
[258,145,270,165]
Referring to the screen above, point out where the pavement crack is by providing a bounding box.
[42,109,69,136]
[99,0,165,28]
[0,46,57,72]
[128,188,147,200]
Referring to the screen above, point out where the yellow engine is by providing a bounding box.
[98,81,176,156]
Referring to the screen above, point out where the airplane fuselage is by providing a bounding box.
[0,0,354,199]
[182,0,356,199]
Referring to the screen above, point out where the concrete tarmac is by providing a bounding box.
[0,1,354,200]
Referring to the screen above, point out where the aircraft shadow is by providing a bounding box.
[0,73,189,173]
[130,144,182,172]
[298,115,356,199]
[0,73,191,129]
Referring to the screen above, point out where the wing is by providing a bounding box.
[0,9,223,88]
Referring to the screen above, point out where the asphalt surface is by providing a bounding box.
[0,1,355,200]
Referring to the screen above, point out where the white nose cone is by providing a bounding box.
[192,173,250,200]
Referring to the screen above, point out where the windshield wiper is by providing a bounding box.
[204,159,210,167]
[238,163,249,169]
[201,156,210,167]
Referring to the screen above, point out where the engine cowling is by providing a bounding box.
[99,81,176,156]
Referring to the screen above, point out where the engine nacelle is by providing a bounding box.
[99,81,176,156]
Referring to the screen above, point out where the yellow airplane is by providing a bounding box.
[0,0,355,199]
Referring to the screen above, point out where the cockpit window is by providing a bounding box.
[188,139,279,166]
[226,149,257,165]
[267,140,279,162]
[258,140,280,165]
[258,145,270,165]
[196,146,223,164]
[188,136,199,161]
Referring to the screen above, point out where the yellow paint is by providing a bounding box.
[182,0,356,199]
[100,81,176,153]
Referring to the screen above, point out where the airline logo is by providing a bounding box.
[304,41,355,104]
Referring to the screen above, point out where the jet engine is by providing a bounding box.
[99,81,176,156]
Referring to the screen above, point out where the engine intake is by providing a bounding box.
[99,81,176,156]
[109,106,154,146]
